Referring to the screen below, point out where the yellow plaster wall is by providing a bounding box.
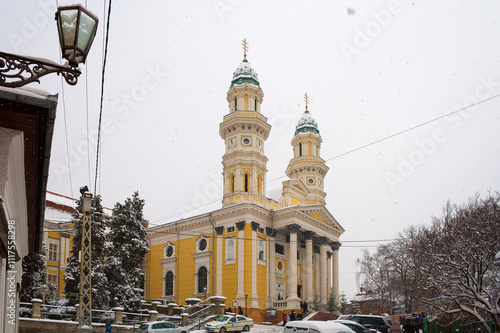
[291,196,301,206]
[177,237,198,303]
[310,214,326,223]
[148,242,167,299]
[47,231,60,239]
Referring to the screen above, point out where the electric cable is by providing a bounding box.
[93,0,113,196]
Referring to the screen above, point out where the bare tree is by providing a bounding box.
[412,194,500,328]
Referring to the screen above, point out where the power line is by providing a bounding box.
[147,92,500,226]
[94,0,113,196]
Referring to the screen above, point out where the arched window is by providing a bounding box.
[234,97,237,110]
[254,98,257,111]
[230,174,235,193]
[197,266,208,293]
[257,174,262,194]
[299,142,302,156]
[165,271,174,296]
[244,173,249,192]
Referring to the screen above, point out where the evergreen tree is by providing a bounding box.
[20,244,48,302]
[326,291,339,313]
[64,194,109,308]
[339,293,348,314]
[105,191,148,311]
[311,295,320,311]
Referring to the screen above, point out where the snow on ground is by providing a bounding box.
[192,324,284,333]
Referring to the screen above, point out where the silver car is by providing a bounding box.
[138,321,189,333]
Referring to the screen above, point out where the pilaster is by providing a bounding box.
[215,226,224,296]
[236,221,245,298]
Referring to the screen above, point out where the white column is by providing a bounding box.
[314,251,320,301]
[327,251,332,297]
[287,224,301,306]
[319,237,329,307]
[331,242,341,303]
[251,222,259,307]
[266,228,276,308]
[304,231,315,303]
[216,227,224,296]
[236,221,245,299]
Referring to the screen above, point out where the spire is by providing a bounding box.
[242,38,249,59]
[304,92,309,112]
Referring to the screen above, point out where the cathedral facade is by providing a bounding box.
[146,50,344,322]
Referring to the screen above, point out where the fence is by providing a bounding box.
[424,318,499,333]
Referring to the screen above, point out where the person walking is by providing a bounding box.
[105,320,112,333]
[290,310,296,321]
[389,320,402,333]
[283,312,287,326]
[403,317,416,333]
[238,306,243,315]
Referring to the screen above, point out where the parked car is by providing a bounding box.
[283,320,355,333]
[335,315,391,333]
[205,314,254,333]
[138,321,188,333]
[329,320,379,333]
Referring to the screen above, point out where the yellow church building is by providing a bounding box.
[146,46,344,322]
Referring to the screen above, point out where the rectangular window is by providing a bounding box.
[48,241,58,261]
[47,274,57,284]
[275,243,285,255]
[226,226,235,233]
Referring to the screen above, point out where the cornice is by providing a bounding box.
[273,206,343,238]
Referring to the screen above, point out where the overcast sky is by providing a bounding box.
[2,0,500,298]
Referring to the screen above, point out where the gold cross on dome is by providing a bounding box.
[242,38,249,59]
[304,93,309,110]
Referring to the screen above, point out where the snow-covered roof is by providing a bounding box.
[45,191,77,223]
[295,110,320,136]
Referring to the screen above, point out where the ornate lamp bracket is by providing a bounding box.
[0,51,81,88]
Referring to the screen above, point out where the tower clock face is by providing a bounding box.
[228,138,236,148]
[242,136,251,146]
[307,177,315,185]
[257,139,262,149]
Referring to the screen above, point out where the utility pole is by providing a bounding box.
[79,190,93,333]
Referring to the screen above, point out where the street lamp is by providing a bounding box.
[244,293,248,317]
[0,4,98,88]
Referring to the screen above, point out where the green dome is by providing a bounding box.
[294,110,320,136]
[230,59,260,88]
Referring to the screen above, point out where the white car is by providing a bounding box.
[138,321,189,333]
[205,314,254,333]
[284,321,355,333]
[329,320,379,333]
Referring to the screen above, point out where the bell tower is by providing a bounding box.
[219,40,271,207]
[285,94,329,205]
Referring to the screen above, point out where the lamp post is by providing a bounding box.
[79,189,93,333]
[244,293,248,317]
[0,4,98,88]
